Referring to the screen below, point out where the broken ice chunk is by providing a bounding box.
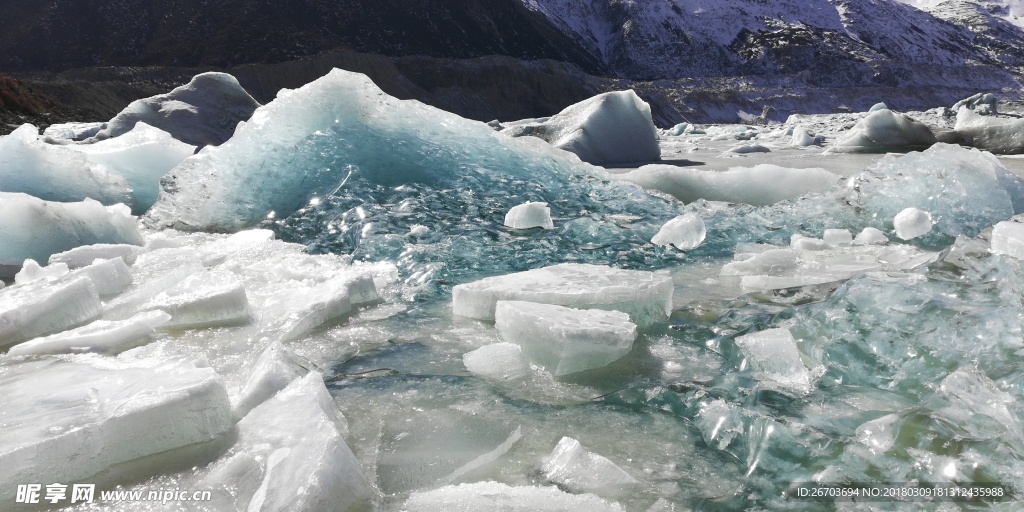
[823,229,853,246]
[0,358,232,503]
[893,207,933,240]
[260,273,378,341]
[542,437,638,494]
[8,311,171,357]
[463,342,530,381]
[728,144,770,154]
[495,301,637,377]
[991,221,1024,260]
[503,201,554,230]
[403,482,625,512]
[696,400,745,452]
[790,235,832,252]
[14,259,69,285]
[48,243,141,268]
[856,414,901,453]
[232,341,309,421]
[651,213,706,250]
[0,276,102,350]
[854,227,889,245]
[452,263,673,327]
[721,249,800,276]
[953,107,1024,154]
[141,270,251,329]
[70,257,133,298]
[199,373,370,512]
[734,328,812,393]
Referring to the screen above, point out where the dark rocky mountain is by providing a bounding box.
[0,0,603,73]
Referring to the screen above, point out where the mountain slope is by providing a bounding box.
[0,0,604,73]
[520,0,1024,89]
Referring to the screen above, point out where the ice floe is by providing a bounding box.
[452,263,672,327]
[619,164,838,205]
[831,109,936,152]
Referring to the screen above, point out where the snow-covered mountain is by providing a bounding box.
[520,0,1024,89]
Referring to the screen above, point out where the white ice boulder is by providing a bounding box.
[991,221,1024,260]
[232,341,308,421]
[734,327,812,393]
[651,213,706,250]
[501,90,660,165]
[869,102,889,112]
[402,482,625,512]
[198,373,371,512]
[74,122,197,212]
[463,342,530,381]
[90,72,260,147]
[618,164,838,206]
[831,109,936,153]
[669,123,689,136]
[0,276,102,350]
[48,243,141,268]
[8,310,171,356]
[0,193,143,273]
[452,263,672,327]
[0,357,232,502]
[141,270,251,329]
[0,125,131,205]
[790,126,816,146]
[953,107,1024,154]
[495,301,637,377]
[542,437,638,494]
[854,227,889,245]
[504,201,554,230]
[893,207,933,240]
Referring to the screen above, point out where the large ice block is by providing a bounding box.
[0,358,232,502]
[500,90,660,165]
[199,373,371,512]
[260,274,378,341]
[0,193,143,270]
[402,482,625,512]
[619,164,838,205]
[542,437,638,494]
[495,301,637,376]
[8,310,171,356]
[0,276,102,350]
[91,72,260,147]
[452,263,672,327]
[141,270,251,329]
[734,328,812,393]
